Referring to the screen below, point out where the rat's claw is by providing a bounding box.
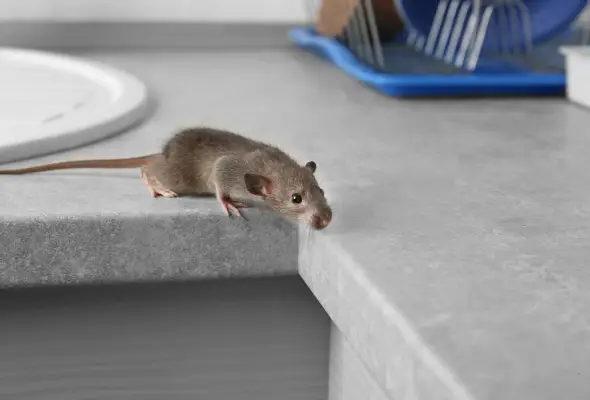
[226,203,244,219]
[218,197,246,219]
[217,197,232,217]
[159,189,178,198]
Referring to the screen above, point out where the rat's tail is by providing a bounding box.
[0,154,156,175]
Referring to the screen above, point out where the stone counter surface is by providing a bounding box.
[2,48,590,400]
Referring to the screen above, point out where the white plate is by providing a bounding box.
[0,47,148,164]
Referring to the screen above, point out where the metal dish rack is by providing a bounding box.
[290,0,590,96]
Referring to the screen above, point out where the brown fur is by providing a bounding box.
[160,128,332,229]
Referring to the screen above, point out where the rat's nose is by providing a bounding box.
[312,207,332,230]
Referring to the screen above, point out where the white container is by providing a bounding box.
[0,48,148,164]
[560,46,590,110]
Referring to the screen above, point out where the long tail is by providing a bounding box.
[0,154,157,175]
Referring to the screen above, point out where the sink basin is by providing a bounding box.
[0,47,148,164]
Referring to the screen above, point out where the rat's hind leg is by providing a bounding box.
[141,166,177,198]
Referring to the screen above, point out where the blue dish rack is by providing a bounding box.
[289,27,584,97]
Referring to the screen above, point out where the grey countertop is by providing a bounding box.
[2,46,590,400]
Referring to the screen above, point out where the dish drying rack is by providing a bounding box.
[290,0,590,96]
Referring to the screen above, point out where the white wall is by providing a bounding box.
[5,0,585,25]
[0,0,310,22]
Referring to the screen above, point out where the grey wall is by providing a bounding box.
[0,277,330,400]
[0,0,308,23]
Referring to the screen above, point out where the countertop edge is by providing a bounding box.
[299,230,476,400]
[0,208,299,287]
[0,201,472,399]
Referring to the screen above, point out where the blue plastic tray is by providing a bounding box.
[289,27,571,97]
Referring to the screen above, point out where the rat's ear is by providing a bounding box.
[305,161,317,174]
[244,173,272,197]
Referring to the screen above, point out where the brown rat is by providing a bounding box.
[0,127,333,230]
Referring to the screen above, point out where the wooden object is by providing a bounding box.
[315,0,405,42]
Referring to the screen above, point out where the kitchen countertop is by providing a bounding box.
[2,46,590,400]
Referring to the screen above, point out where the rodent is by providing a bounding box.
[0,127,333,230]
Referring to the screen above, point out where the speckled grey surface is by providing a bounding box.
[2,46,590,400]
[0,178,297,286]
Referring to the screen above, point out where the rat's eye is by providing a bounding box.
[319,188,324,195]
[291,193,303,204]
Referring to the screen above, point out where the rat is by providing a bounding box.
[0,127,333,230]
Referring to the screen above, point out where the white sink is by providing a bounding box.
[0,47,148,164]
